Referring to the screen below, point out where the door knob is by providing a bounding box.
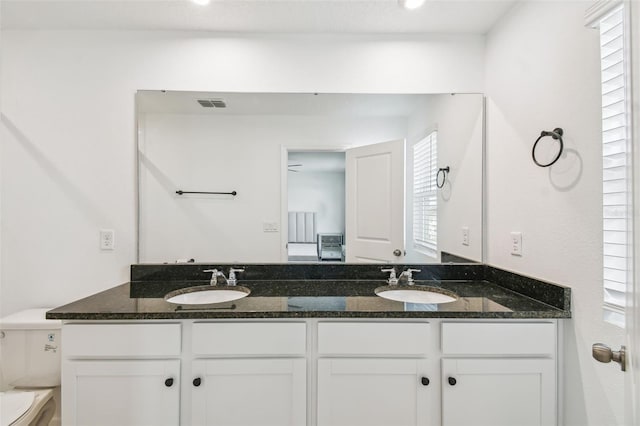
[393,249,403,256]
[164,378,174,387]
[420,377,430,386]
[592,343,626,371]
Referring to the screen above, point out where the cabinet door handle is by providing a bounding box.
[193,377,202,387]
[165,378,174,387]
[420,377,430,386]
[448,377,457,386]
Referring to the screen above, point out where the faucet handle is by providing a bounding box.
[203,269,220,285]
[228,268,245,286]
[229,268,245,275]
[381,268,398,285]
[402,268,421,285]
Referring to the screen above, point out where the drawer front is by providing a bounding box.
[63,323,181,357]
[441,322,556,356]
[318,322,430,356]
[192,322,306,356]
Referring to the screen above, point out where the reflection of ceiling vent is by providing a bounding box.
[197,99,226,108]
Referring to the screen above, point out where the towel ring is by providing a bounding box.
[532,128,564,167]
[436,167,450,189]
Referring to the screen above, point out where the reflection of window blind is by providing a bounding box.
[600,5,630,328]
[413,131,437,256]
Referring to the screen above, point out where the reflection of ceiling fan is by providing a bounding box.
[288,163,302,172]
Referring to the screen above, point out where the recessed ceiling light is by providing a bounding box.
[399,0,426,10]
[192,0,210,5]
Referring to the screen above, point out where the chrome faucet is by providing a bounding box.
[399,269,421,285]
[381,268,398,285]
[227,268,245,286]
[203,269,227,286]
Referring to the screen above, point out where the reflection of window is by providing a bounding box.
[413,131,438,257]
[596,5,631,328]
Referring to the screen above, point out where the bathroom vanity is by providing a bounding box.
[48,263,570,426]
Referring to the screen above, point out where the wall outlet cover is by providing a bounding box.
[100,229,115,250]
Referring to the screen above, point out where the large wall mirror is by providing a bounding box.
[137,91,484,264]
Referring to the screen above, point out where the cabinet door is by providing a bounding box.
[441,358,556,426]
[63,359,180,426]
[191,358,306,426]
[317,358,431,426]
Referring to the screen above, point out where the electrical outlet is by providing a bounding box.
[510,232,522,256]
[100,229,115,250]
[462,227,469,246]
[263,222,279,232]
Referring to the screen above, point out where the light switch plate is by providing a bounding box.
[510,232,522,256]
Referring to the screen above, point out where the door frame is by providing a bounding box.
[280,145,352,262]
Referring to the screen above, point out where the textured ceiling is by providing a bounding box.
[1,0,516,34]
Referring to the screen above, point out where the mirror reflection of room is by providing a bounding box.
[137,91,483,264]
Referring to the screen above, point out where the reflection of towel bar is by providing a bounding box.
[176,190,237,196]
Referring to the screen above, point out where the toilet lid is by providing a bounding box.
[0,391,35,426]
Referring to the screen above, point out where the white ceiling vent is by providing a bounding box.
[197,99,227,108]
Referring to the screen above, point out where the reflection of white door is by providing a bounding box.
[345,139,405,263]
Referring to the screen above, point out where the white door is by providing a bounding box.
[345,139,405,262]
[441,358,556,426]
[628,285,639,425]
[317,358,431,426]
[63,359,180,426]
[191,358,306,426]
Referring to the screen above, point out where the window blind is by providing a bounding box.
[413,131,438,256]
[600,5,631,328]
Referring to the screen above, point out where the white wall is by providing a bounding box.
[406,94,484,263]
[289,171,345,237]
[0,30,485,315]
[485,2,625,424]
[140,113,397,262]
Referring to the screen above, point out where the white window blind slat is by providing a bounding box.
[603,192,627,205]
[603,205,627,218]
[603,166,626,180]
[603,152,626,168]
[604,243,627,257]
[604,230,627,245]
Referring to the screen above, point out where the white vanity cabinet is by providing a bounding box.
[316,322,434,426]
[440,322,558,426]
[189,322,307,426]
[61,323,182,426]
[60,319,559,426]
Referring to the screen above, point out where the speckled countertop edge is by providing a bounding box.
[46,275,571,320]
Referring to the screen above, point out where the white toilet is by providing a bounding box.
[0,309,61,426]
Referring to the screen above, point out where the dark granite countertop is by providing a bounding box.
[47,272,571,320]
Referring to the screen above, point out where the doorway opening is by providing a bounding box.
[286,151,346,262]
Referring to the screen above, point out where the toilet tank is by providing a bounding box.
[0,309,62,389]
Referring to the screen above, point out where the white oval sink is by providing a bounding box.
[164,286,250,305]
[375,286,458,304]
